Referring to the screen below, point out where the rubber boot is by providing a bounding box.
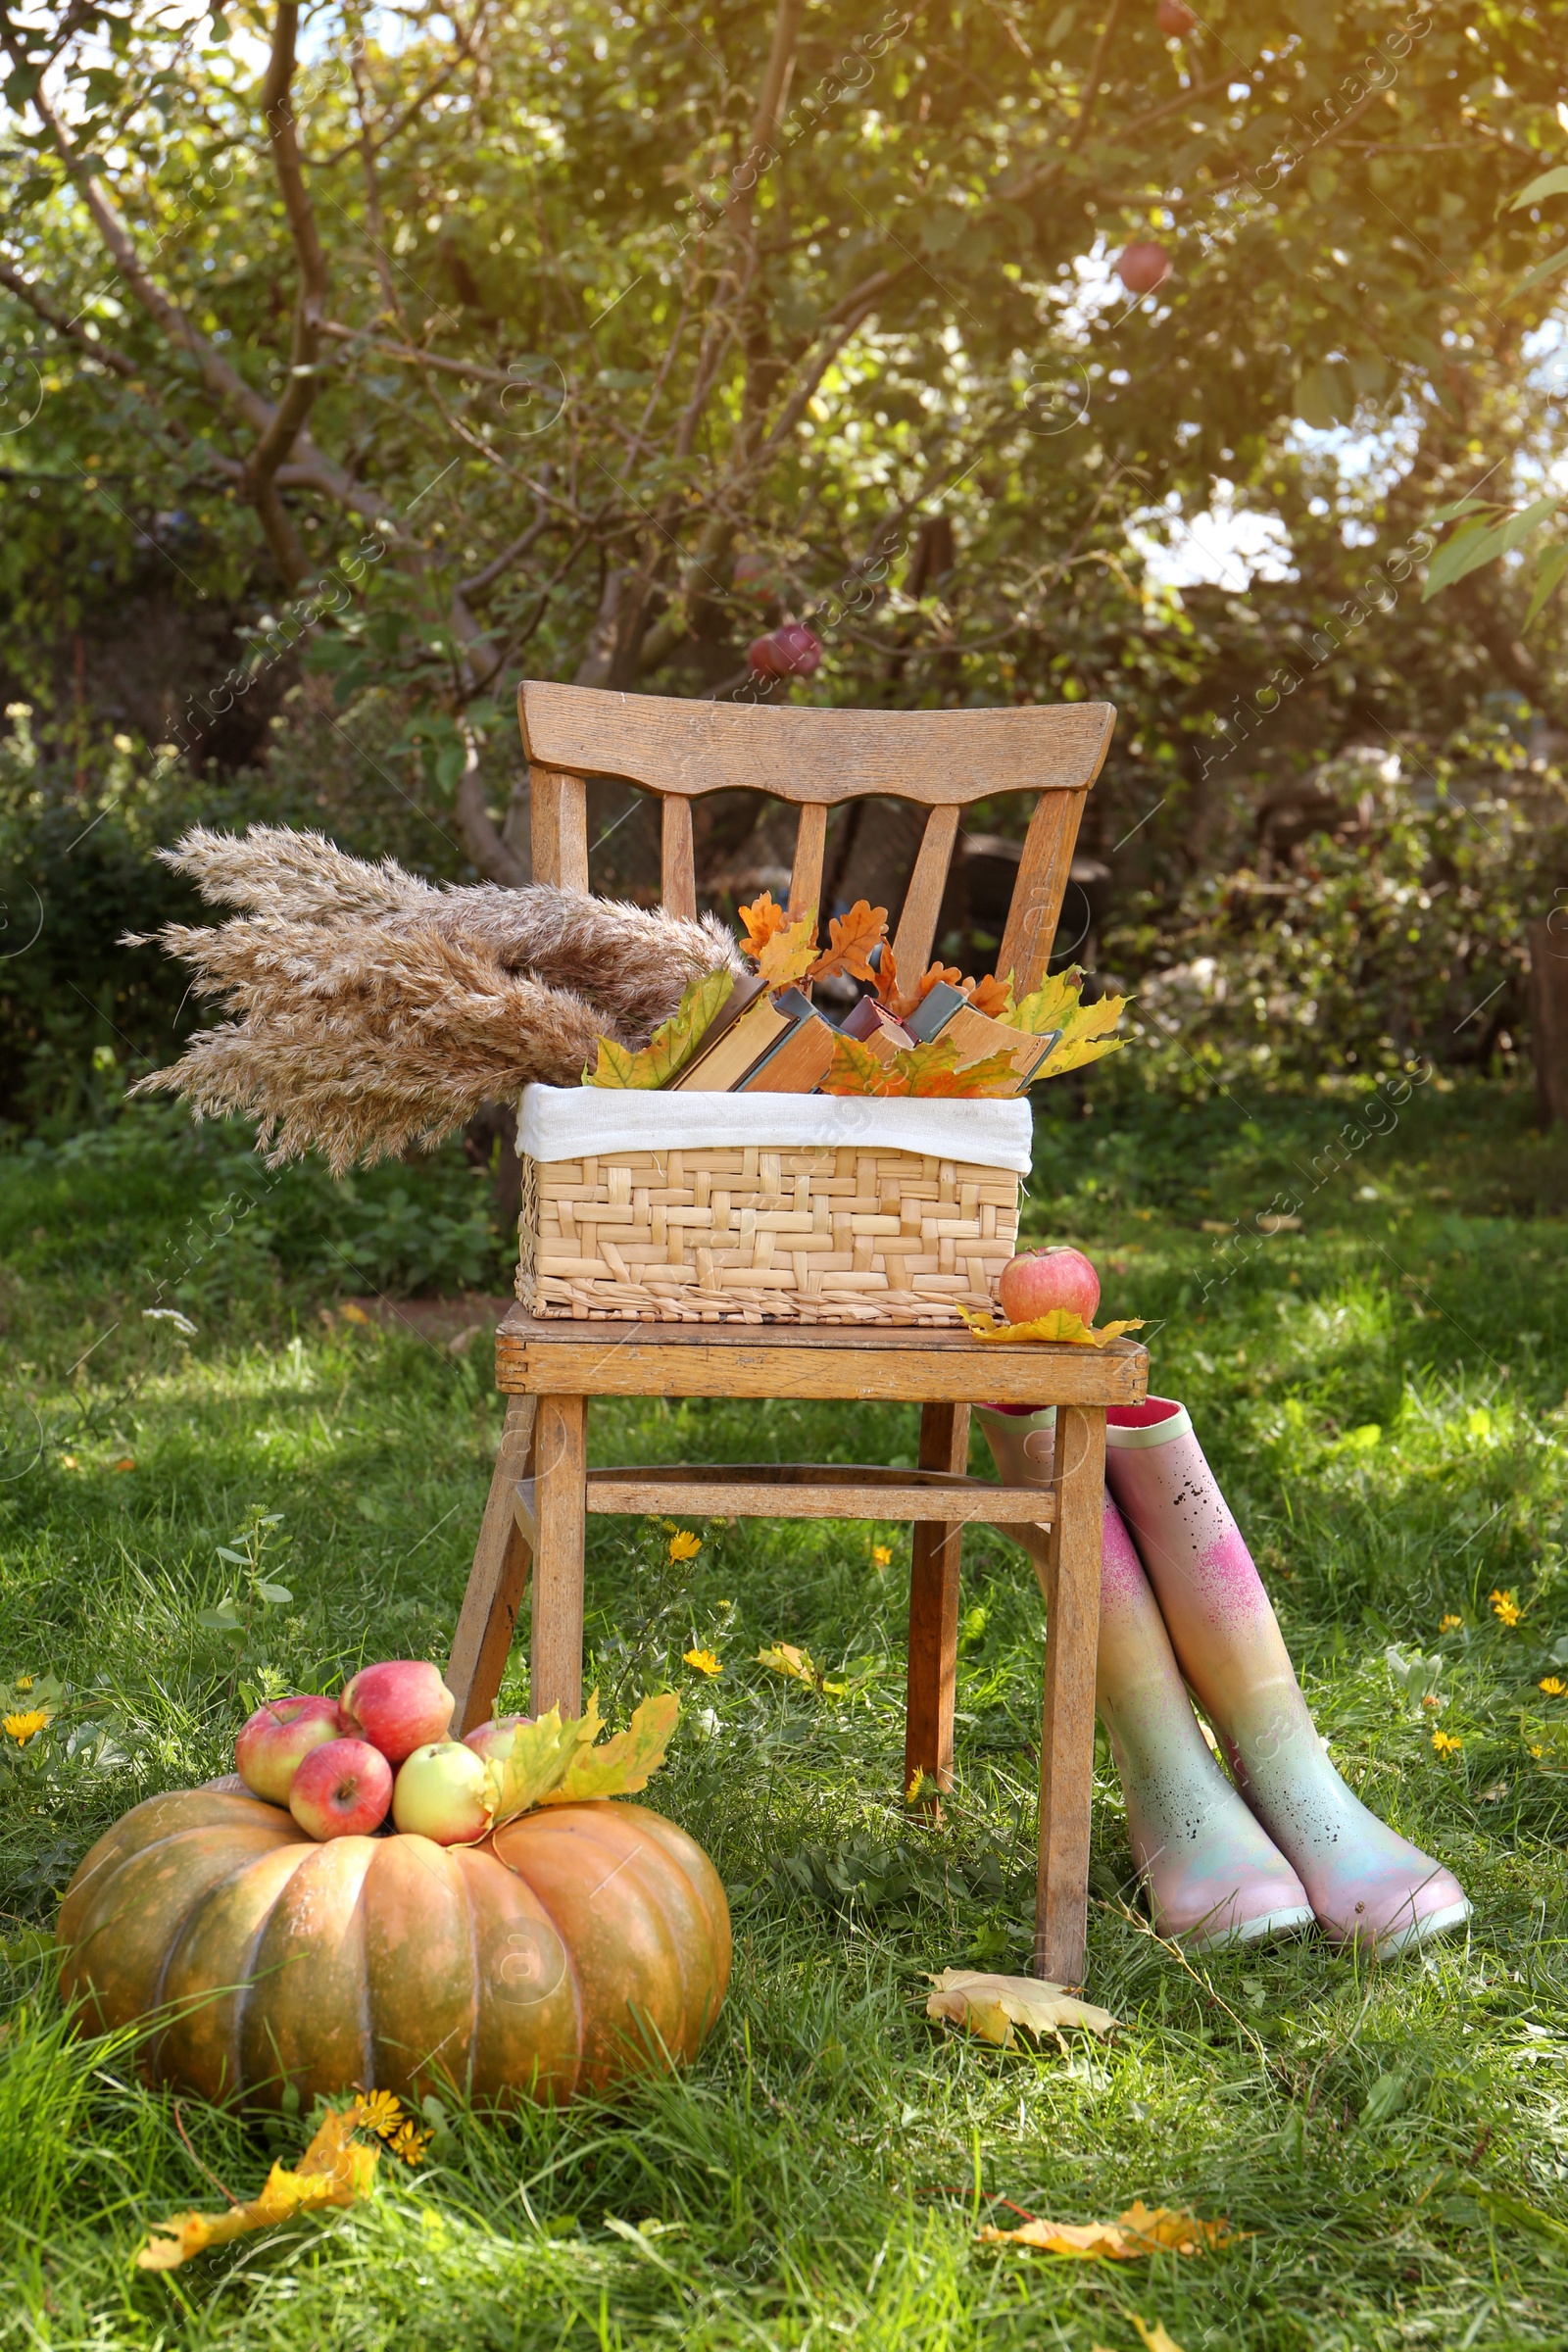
[1103,1397,1470,1956]
[975,1405,1312,1950]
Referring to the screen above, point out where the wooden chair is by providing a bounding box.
[447,683,1150,1984]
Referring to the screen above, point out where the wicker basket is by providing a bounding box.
[514,1090,1030,1326]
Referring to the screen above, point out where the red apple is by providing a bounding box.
[288,1737,393,1840]
[337,1659,455,1764]
[1116,241,1172,296]
[1156,0,1195,33]
[464,1712,532,1765]
[747,623,823,680]
[392,1740,494,1844]
[999,1246,1102,1329]
[234,1693,343,1806]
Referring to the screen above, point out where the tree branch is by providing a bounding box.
[245,5,330,530]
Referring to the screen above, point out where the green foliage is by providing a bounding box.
[1,1080,1566,2341]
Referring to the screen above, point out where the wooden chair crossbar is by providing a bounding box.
[448,681,1149,1983]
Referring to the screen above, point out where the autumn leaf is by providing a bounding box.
[486,1690,681,1825]
[135,2104,379,2270]
[755,914,819,992]
[1130,2321,1187,2352]
[1008,967,1083,1037]
[547,1690,680,1804]
[484,1701,599,1824]
[978,2200,1239,2262]
[758,1641,846,1696]
[820,1033,898,1097]
[819,1037,1023,1100]
[1008,966,1131,1076]
[967,971,1015,1020]
[958,1305,1146,1348]
[809,899,888,985]
[584,968,734,1088]
[901,1041,1021,1099]
[737,891,790,956]
[927,1968,1118,2045]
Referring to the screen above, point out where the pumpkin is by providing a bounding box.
[58,1786,730,2108]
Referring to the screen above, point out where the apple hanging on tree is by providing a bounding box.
[1116,242,1172,296]
[747,623,823,681]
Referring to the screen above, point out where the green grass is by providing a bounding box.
[1,1076,1566,2349]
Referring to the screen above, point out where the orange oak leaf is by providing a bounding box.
[809,899,888,984]
[737,892,790,956]
[927,1968,1117,2044]
[967,970,1016,1020]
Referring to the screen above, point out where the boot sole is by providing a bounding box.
[1368,1896,1473,1959]
[1178,1902,1315,1953]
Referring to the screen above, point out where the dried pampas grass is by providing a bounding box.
[130,825,744,1171]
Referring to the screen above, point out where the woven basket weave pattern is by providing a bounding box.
[516,1145,1020,1323]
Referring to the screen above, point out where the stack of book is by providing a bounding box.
[672,971,1058,1097]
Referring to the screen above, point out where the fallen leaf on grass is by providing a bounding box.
[135,2104,378,2270]
[758,1641,845,1695]
[957,1306,1146,1348]
[979,2199,1239,2261]
[928,1967,1118,2046]
[1132,2321,1187,2352]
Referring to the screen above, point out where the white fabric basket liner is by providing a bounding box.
[516,1084,1034,1176]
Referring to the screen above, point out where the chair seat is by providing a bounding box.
[514,1460,1058,1533]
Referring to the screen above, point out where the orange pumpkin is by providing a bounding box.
[58,1786,730,2108]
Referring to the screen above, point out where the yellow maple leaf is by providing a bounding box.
[1132,2321,1187,2352]
[978,2200,1237,2262]
[483,1701,600,1824]
[758,1641,845,1696]
[584,968,734,1088]
[926,1969,1119,2045]
[135,2105,378,2270]
[547,1690,680,1804]
[958,1305,1146,1348]
[819,1033,898,1097]
[903,1042,1021,1099]
[755,913,819,992]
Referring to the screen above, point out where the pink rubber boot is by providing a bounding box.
[976,1405,1312,1950]
[1104,1398,1471,1956]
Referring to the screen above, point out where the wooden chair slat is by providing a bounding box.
[788,802,828,919]
[530,767,589,894]
[996,787,1086,999]
[518,681,1113,806]
[519,1462,1058,1523]
[661,795,697,919]
[890,804,960,978]
[905,1401,970,1798]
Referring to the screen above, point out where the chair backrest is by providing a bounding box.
[517,683,1114,997]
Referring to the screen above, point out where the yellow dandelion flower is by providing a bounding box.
[1431,1730,1462,1757]
[683,1647,722,1677]
[872,1544,893,1569]
[3,1709,50,1744]
[390,2121,430,2165]
[667,1530,702,1562]
[1539,1677,1568,1698]
[356,2088,404,2139]
[1439,1614,1463,1634]
[1529,1743,1544,1759]
[1490,1590,1522,1629]
[13,1675,31,1692]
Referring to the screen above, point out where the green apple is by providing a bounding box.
[391,1739,493,1844]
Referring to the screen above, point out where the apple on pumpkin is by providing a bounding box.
[393,1740,494,1844]
[999,1246,1102,1329]
[464,1712,532,1765]
[337,1659,455,1764]
[289,1737,393,1839]
[234,1693,342,1806]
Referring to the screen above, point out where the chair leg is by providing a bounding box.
[904,1400,971,1801]
[530,1394,588,1719]
[1033,1403,1105,1984]
[448,1396,538,1736]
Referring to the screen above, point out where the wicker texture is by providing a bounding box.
[517,1144,1020,1323]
